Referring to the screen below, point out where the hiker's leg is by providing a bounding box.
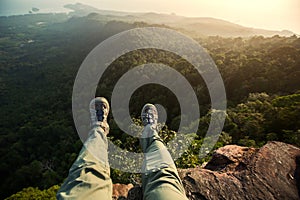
[57,126,112,200]
[57,97,112,199]
[141,124,188,200]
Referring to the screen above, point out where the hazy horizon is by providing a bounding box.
[1,0,299,34]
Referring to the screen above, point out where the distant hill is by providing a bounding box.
[64,3,135,17]
[64,3,295,37]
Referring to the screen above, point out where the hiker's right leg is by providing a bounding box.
[140,104,187,200]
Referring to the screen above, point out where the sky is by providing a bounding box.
[1,0,299,34]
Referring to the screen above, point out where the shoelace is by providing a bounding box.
[96,109,104,122]
[142,113,154,124]
[142,108,157,125]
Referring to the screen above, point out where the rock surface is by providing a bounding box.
[114,141,300,200]
[112,183,134,199]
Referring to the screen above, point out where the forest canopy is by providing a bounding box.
[0,13,299,199]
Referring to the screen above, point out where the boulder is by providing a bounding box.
[112,183,134,200]
[179,141,300,200]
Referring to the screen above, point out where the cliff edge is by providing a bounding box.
[114,141,300,200]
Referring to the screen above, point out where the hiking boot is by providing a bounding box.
[89,97,110,135]
[141,103,158,127]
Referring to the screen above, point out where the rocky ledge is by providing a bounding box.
[113,141,300,200]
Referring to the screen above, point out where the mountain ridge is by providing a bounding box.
[64,2,296,37]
